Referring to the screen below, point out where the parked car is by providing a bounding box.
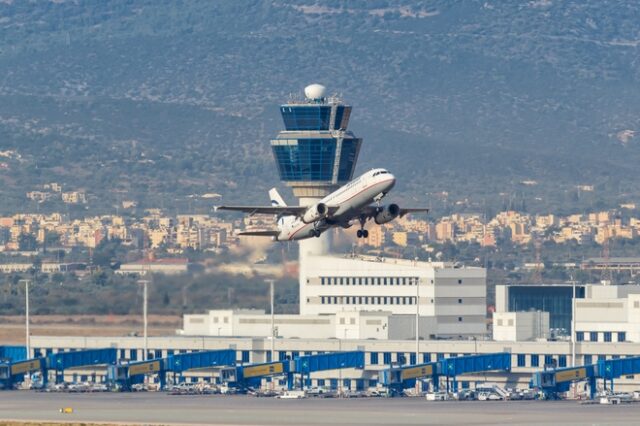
[478,392,503,401]
[425,392,449,401]
[457,389,476,401]
[276,390,306,399]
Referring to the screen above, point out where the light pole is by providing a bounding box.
[20,279,31,358]
[415,277,420,363]
[339,328,346,396]
[571,278,576,368]
[265,279,275,363]
[138,279,150,361]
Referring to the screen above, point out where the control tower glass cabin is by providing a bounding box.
[271,84,363,201]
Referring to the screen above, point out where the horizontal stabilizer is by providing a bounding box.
[238,230,280,237]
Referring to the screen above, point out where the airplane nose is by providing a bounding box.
[387,174,396,190]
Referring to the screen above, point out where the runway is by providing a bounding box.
[1,392,640,425]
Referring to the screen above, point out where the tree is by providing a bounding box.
[44,231,61,249]
[18,233,37,251]
[92,238,126,268]
[91,270,109,286]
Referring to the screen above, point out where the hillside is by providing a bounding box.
[0,0,639,216]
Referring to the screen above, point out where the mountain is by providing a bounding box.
[0,0,638,216]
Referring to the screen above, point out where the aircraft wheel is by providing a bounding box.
[363,230,369,238]
[356,230,363,238]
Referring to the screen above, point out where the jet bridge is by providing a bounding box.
[598,356,640,393]
[107,358,166,391]
[293,351,365,390]
[47,348,117,384]
[223,361,293,389]
[223,352,365,390]
[380,361,438,392]
[0,357,46,389]
[380,353,511,393]
[441,352,512,392]
[530,356,640,399]
[0,345,27,363]
[108,349,237,390]
[530,364,598,399]
[166,349,236,387]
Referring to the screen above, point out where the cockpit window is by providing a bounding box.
[373,170,389,177]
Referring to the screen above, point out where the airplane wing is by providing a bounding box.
[217,206,308,216]
[217,205,340,217]
[238,230,280,237]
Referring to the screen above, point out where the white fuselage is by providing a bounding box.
[276,169,396,241]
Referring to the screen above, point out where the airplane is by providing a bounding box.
[216,168,428,241]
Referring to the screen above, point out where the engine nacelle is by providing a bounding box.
[302,203,329,224]
[374,204,400,225]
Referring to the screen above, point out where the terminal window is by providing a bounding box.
[590,332,598,342]
[604,332,612,342]
[370,352,379,365]
[618,332,626,342]
[559,355,567,367]
[517,354,526,367]
[576,331,584,342]
[584,355,592,365]
[531,354,539,367]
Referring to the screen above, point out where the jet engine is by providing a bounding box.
[374,204,400,225]
[302,203,329,224]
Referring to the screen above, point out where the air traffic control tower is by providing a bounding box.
[271,84,363,248]
[271,84,362,309]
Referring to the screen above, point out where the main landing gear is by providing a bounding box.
[356,215,369,239]
[356,229,369,238]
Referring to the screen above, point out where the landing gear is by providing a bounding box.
[356,215,369,239]
[356,229,369,239]
[313,229,321,238]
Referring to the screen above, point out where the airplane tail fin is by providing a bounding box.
[269,188,287,207]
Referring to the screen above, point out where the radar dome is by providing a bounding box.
[304,84,326,100]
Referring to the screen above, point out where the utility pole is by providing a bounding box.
[22,279,30,358]
[415,277,420,363]
[415,277,420,394]
[138,279,150,361]
[571,278,576,368]
[144,280,148,361]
